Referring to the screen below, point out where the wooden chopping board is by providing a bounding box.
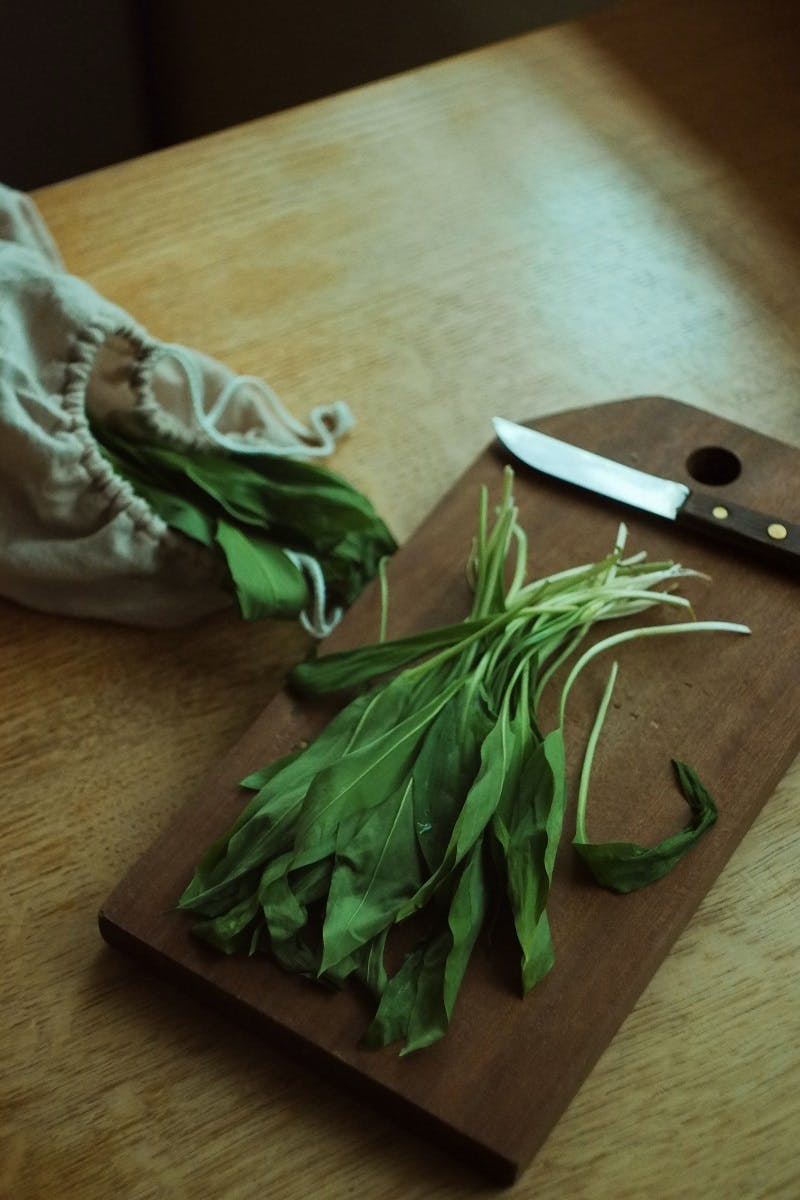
[99,397,800,1185]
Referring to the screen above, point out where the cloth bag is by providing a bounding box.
[0,184,353,627]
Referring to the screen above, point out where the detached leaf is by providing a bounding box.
[573,759,718,893]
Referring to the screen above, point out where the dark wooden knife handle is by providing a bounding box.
[677,491,800,572]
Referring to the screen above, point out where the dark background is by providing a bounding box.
[2,1,611,190]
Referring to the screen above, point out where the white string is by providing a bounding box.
[283,550,343,639]
[149,342,354,458]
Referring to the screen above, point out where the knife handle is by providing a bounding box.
[677,491,800,572]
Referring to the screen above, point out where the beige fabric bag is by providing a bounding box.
[0,184,352,627]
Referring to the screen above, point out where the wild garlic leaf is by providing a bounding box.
[101,433,388,541]
[182,762,299,902]
[215,520,309,619]
[573,759,718,893]
[183,449,395,541]
[397,701,520,920]
[339,671,420,754]
[494,734,565,993]
[258,855,331,975]
[290,619,495,695]
[289,678,465,872]
[321,936,393,989]
[360,928,390,997]
[362,840,488,1053]
[179,691,375,910]
[410,692,489,874]
[191,890,261,955]
[98,441,218,547]
[541,729,568,885]
[320,778,422,974]
[361,946,426,1050]
[90,419,397,619]
[239,748,305,792]
[401,838,488,1054]
[258,853,323,941]
[245,452,395,524]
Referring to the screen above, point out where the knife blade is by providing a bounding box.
[493,416,799,571]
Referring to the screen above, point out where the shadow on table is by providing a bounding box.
[580,0,800,250]
[87,943,498,1195]
[2,0,613,191]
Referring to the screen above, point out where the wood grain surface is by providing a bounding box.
[4,1,800,1196]
[99,397,800,1184]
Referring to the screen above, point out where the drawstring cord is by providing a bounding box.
[283,551,343,639]
[149,343,354,458]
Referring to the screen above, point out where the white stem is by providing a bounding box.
[559,620,751,726]
[574,661,619,843]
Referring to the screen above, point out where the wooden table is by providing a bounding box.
[4,0,799,1195]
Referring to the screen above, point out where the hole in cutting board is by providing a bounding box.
[685,445,741,486]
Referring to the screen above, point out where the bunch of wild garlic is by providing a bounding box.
[179,467,748,1053]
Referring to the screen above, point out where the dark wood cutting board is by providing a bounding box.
[99,397,800,1185]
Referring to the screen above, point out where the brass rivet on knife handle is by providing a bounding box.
[677,491,800,573]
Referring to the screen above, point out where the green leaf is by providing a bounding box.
[90,419,397,615]
[363,840,487,1053]
[361,945,426,1049]
[180,448,394,544]
[94,427,390,540]
[289,618,494,695]
[179,690,375,911]
[214,519,308,619]
[402,839,488,1054]
[397,698,524,919]
[258,854,332,975]
[191,890,261,955]
[320,778,422,974]
[410,691,489,874]
[573,759,718,893]
[339,671,419,752]
[361,928,389,997]
[94,441,217,547]
[492,730,564,994]
[239,748,305,792]
[289,677,465,872]
[325,927,394,992]
[180,785,284,910]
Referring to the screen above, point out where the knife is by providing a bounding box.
[493,416,799,571]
